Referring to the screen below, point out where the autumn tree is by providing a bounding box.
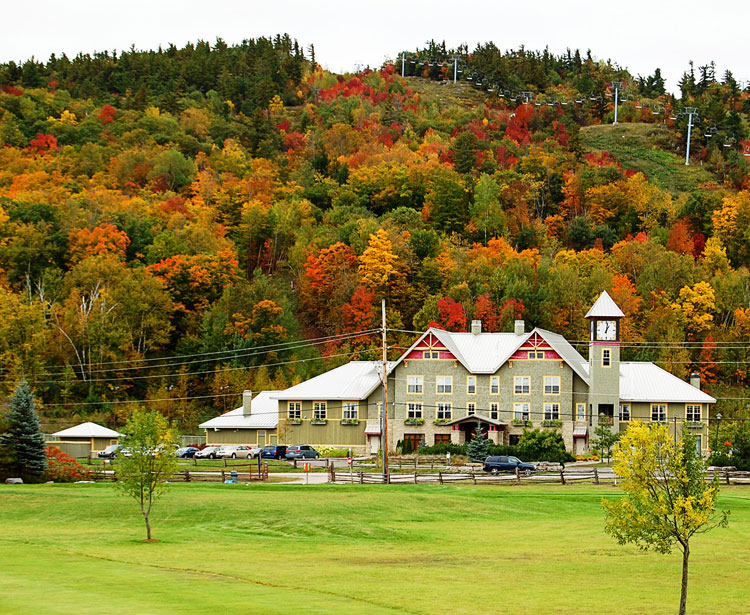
[603,421,729,615]
[116,408,178,541]
[358,229,405,298]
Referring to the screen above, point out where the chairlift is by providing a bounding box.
[704,126,717,138]
[635,103,643,109]
[723,137,737,148]
[535,102,542,106]
[652,107,663,115]
[575,99,584,104]
[561,101,570,106]
[669,116,678,121]
[743,145,750,157]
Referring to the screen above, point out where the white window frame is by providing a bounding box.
[490,376,500,395]
[514,402,530,420]
[287,401,301,420]
[407,375,423,394]
[343,401,359,420]
[544,403,560,420]
[544,376,561,395]
[467,402,476,416]
[514,376,530,395]
[422,350,440,359]
[407,402,423,419]
[686,404,702,422]
[437,402,452,420]
[467,375,477,395]
[436,375,453,394]
[619,404,631,421]
[529,351,545,360]
[651,404,667,422]
[602,348,612,367]
[313,401,327,420]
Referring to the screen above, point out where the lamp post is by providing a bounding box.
[713,412,722,451]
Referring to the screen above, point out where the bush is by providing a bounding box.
[517,429,576,463]
[315,446,349,458]
[45,446,90,482]
[488,444,520,456]
[417,443,467,456]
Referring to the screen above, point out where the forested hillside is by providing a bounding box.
[1,37,749,429]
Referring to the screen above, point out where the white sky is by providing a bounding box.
[2,0,748,94]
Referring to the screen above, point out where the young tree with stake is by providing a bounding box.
[116,408,178,541]
[603,421,729,615]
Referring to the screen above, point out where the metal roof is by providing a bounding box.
[51,422,123,438]
[534,328,591,385]
[199,391,279,430]
[619,363,716,404]
[445,413,507,427]
[573,426,588,437]
[585,290,625,318]
[272,362,392,401]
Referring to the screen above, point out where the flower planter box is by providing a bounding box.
[433,419,450,426]
[288,419,303,425]
[685,421,705,430]
[310,419,328,426]
[541,420,562,428]
[340,419,360,426]
[511,419,532,427]
[404,418,425,426]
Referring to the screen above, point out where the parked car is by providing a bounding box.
[261,445,288,459]
[483,456,536,475]
[175,446,200,458]
[216,445,256,459]
[98,444,121,459]
[248,446,263,459]
[285,445,320,459]
[195,446,221,459]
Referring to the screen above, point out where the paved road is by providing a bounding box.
[268,472,329,484]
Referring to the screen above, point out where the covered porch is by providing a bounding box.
[444,415,508,446]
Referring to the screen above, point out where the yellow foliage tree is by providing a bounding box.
[671,281,716,338]
[358,229,405,297]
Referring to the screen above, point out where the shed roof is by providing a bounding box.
[199,390,280,430]
[51,422,123,438]
[585,290,625,319]
[272,362,392,401]
[618,363,716,404]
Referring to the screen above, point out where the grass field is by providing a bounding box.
[579,123,719,195]
[1,483,748,615]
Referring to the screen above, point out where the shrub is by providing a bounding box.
[45,446,90,482]
[417,443,467,456]
[517,429,576,463]
[488,444,520,457]
[315,446,349,458]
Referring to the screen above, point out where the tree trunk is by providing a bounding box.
[144,512,152,540]
[679,542,689,615]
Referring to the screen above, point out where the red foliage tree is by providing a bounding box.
[29,133,58,152]
[666,220,693,255]
[98,104,117,124]
[437,297,467,332]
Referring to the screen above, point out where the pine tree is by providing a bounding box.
[467,422,491,462]
[1,380,47,481]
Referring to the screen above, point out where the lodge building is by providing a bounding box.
[203,292,714,456]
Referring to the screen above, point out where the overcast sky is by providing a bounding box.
[2,1,748,94]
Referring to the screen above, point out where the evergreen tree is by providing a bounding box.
[467,422,490,462]
[1,380,47,481]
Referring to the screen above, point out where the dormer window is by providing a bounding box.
[422,350,440,359]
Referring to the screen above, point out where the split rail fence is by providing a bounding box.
[91,463,269,483]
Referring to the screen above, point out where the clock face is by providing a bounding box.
[596,320,617,341]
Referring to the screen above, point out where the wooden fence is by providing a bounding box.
[330,468,750,486]
[91,462,269,483]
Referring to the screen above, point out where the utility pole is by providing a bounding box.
[684,107,698,165]
[381,299,389,479]
[612,81,622,125]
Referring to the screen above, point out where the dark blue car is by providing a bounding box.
[483,456,536,475]
[176,446,200,458]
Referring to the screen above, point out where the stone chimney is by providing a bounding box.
[689,372,701,390]
[242,390,253,416]
[514,319,525,335]
[471,320,482,335]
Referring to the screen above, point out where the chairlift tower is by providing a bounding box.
[612,81,622,125]
[683,107,698,166]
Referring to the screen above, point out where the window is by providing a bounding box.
[529,351,545,359]
[686,404,702,422]
[651,404,667,422]
[619,404,631,421]
[544,403,560,420]
[514,402,530,420]
[437,402,452,420]
[422,350,440,359]
[258,430,266,446]
[437,376,453,394]
[407,402,423,419]
[467,402,476,416]
[313,402,327,420]
[544,376,560,395]
[514,376,530,395]
[490,376,500,395]
[490,403,499,420]
[576,403,586,421]
[287,402,301,420]
[407,375,423,394]
[434,434,451,445]
[602,348,611,367]
[343,402,359,420]
[467,376,476,395]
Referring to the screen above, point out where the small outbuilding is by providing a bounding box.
[199,390,279,447]
[48,422,123,458]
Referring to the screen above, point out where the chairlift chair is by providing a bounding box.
[723,137,737,148]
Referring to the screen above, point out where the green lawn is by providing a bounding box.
[0,483,747,615]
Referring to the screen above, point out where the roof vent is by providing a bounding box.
[514,320,525,335]
[471,320,482,335]
[242,390,252,416]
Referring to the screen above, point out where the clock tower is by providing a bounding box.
[585,291,624,431]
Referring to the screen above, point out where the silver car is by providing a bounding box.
[216,445,256,459]
[195,446,221,459]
